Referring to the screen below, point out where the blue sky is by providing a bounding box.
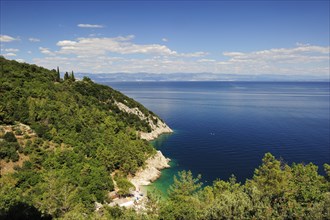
[1,0,329,78]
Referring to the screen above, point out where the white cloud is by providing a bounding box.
[180,51,208,57]
[56,40,77,46]
[33,55,203,74]
[89,33,103,37]
[77,24,104,28]
[40,35,205,61]
[32,40,329,77]
[2,53,17,57]
[28,51,32,54]
[0,35,18,42]
[162,38,168,42]
[29,37,41,42]
[4,48,19,52]
[222,44,330,64]
[222,52,244,57]
[15,59,25,63]
[218,44,330,75]
[54,36,207,58]
[198,59,216,62]
[39,47,55,55]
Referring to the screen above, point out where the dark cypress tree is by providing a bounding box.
[64,71,69,81]
[71,71,75,82]
[56,66,60,81]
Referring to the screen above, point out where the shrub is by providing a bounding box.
[15,129,23,135]
[3,132,17,142]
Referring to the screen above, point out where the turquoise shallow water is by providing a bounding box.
[105,81,330,194]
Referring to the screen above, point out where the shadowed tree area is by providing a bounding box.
[0,202,52,220]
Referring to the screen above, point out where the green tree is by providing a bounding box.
[324,163,330,182]
[34,170,80,218]
[56,67,60,82]
[161,171,202,220]
[249,153,291,197]
[201,176,253,219]
[64,72,69,81]
[168,170,202,200]
[3,132,17,142]
[114,175,134,197]
[82,76,92,82]
[245,153,293,218]
[0,175,21,215]
[70,71,75,82]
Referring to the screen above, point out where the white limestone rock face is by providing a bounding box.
[139,118,173,141]
[115,101,173,141]
[129,151,171,189]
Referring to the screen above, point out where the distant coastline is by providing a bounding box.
[75,72,330,83]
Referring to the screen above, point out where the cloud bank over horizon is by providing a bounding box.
[3,35,328,77]
[1,32,329,79]
[1,1,329,80]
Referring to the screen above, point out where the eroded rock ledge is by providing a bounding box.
[129,150,170,189]
[115,101,173,141]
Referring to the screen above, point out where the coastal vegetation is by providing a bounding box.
[158,157,330,220]
[0,57,329,219]
[0,57,156,218]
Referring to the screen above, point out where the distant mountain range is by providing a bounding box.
[74,72,329,82]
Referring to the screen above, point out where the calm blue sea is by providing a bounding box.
[105,81,330,193]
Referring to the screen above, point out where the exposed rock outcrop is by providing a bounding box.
[129,151,170,189]
[115,101,173,141]
[139,119,173,141]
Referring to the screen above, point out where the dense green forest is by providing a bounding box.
[0,57,329,219]
[0,56,156,218]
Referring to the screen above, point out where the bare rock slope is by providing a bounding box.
[115,101,173,141]
[129,150,170,188]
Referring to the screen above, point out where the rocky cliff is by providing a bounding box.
[115,101,173,141]
[129,150,170,188]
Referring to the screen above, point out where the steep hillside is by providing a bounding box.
[0,57,171,218]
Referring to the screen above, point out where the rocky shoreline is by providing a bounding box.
[139,120,173,141]
[129,150,171,189]
[115,101,172,190]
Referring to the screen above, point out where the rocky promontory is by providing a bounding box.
[115,101,173,141]
[129,150,170,189]
[139,119,173,141]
